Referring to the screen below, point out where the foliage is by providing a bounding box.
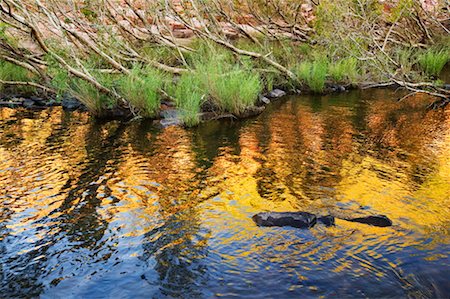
[171,72,205,127]
[118,65,166,117]
[329,57,359,83]
[0,61,31,82]
[0,61,34,91]
[194,51,262,114]
[295,57,328,93]
[418,50,449,77]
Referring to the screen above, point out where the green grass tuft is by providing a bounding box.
[0,61,34,91]
[329,57,359,83]
[118,65,166,117]
[418,50,449,77]
[194,53,262,114]
[172,72,205,127]
[295,58,328,93]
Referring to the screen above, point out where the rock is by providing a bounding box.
[346,215,392,227]
[252,212,317,228]
[160,108,179,119]
[62,98,82,110]
[329,84,345,93]
[318,215,335,227]
[160,108,183,127]
[160,118,183,127]
[29,96,46,106]
[46,99,59,107]
[267,89,286,98]
[235,106,265,119]
[258,94,270,105]
[23,99,36,108]
[444,84,450,90]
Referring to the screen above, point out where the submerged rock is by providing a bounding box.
[258,94,271,105]
[267,89,286,98]
[160,117,183,127]
[252,212,317,228]
[160,108,183,127]
[62,98,82,110]
[236,106,265,119]
[252,212,392,229]
[318,215,335,227]
[346,215,392,227]
[23,99,36,108]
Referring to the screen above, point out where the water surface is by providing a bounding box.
[1,90,449,298]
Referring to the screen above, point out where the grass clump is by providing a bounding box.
[118,65,166,117]
[49,64,116,115]
[418,50,449,77]
[329,57,359,83]
[70,77,116,115]
[295,58,328,93]
[195,53,262,114]
[172,72,205,127]
[0,61,34,91]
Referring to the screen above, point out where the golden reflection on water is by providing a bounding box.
[0,91,449,297]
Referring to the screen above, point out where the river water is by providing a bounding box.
[0,89,449,298]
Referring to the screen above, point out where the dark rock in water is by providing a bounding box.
[46,99,59,107]
[23,98,36,108]
[236,106,265,119]
[444,84,450,90]
[318,215,335,227]
[160,108,179,119]
[252,212,317,228]
[29,96,46,106]
[160,108,183,127]
[258,94,270,105]
[160,118,183,127]
[329,84,346,93]
[62,98,82,110]
[346,215,392,227]
[267,89,286,98]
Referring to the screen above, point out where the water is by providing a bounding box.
[0,89,449,298]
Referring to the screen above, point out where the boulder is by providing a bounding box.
[317,215,335,227]
[252,212,317,228]
[346,215,392,227]
[29,96,46,106]
[267,89,286,98]
[252,212,391,228]
[62,98,82,111]
[235,106,265,119]
[258,94,271,105]
[23,98,36,108]
[160,118,183,127]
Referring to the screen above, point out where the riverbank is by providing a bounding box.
[0,1,449,126]
[1,79,449,127]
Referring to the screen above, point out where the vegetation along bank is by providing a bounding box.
[0,0,449,126]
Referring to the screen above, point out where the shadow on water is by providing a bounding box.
[0,89,449,298]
